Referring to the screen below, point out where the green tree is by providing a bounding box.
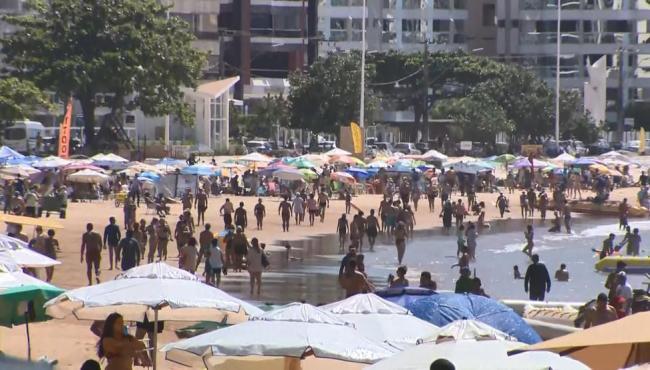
[252,94,290,137]
[288,51,376,136]
[2,0,205,149]
[434,95,514,143]
[559,90,600,143]
[626,101,650,130]
[0,77,51,123]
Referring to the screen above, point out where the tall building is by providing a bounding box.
[218,0,318,99]
[318,0,468,55]
[495,0,650,126]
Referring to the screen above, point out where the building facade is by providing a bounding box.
[495,0,650,125]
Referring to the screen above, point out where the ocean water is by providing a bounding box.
[219,217,649,305]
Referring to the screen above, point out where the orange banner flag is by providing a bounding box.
[57,98,73,158]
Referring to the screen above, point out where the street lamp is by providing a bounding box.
[555,0,561,144]
[359,0,366,131]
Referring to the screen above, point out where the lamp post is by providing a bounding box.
[554,0,561,143]
[359,0,366,132]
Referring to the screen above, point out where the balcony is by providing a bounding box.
[519,32,650,54]
[382,31,397,43]
[250,28,303,38]
[402,31,425,44]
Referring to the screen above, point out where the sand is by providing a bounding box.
[0,183,640,369]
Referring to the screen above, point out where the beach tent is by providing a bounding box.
[0,146,24,160]
[321,293,440,349]
[32,156,71,169]
[511,158,551,169]
[0,164,40,178]
[161,303,394,369]
[511,311,650,370]
[0,234,60,269]
[325,148,351,156]
[420,149,448,162]
[67,169,109,184]
[180,164,216,176]
[272,168,305,181]
[375,287,436,307]
[45,263,263,370]
[330,171,356,184]
[239,152,273,164]
[405,293,542,344]
[553,152,576,162]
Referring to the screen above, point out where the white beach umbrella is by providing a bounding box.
[32,156,71,169]
[45,262,263,370]
[0,165,40,178]
[162,303,395,369]
[91,153,129,169]
[424,319,515,343]
[320,294,440,349]
[239,152,273,164]
[300,154,329,166]
[66,169,110,184]
[420,149,448,161]
[273,168,305,181]
[0,234,60,269]
[325,148,351,156]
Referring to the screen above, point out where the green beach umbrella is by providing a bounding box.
[494,154,516,163]
[0,283,64,327]
[299,168,319,181]
[291,157,317,169]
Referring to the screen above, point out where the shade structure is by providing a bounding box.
[367,161,389,168]
[91,153,129,169]
[162,303,395,368]
[511,311,650,370]
[31,156,71,169]
[325,148,351,156]
[239,152,273,164]
[0,164,40,178]
[330,155,365,167]
[289,157,317,169]
[330,171,356,184]
[0,355,54,370]
[66,169,109,184]
[61,162,105,173]
[448,162,493,174]
[320,294,439,349]
[299,168,319,181]
[0,234,60,269]
[375,287,436,307]
[258,162,293,177]
[345,167,369,179]
[0,270,64,327]
[273,168,305,181]
[0,146,24,160]
[44,262,262,322]
[181,164,216,176]
[138,171,161,182]
[494,153,517,163]
[420,149,448,161]
[426,319,515,343]
[553,152,576,162]
[405,293,541,344]
[299,154,329,167]
[157,157,187,167]
[570,157,599,166]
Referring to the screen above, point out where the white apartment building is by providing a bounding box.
[496,0,650,123]
[318,0,469,56]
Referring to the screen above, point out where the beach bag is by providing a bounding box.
[261,252,270,268]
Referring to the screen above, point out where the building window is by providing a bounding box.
[432,20,450,32]
[433,0,450,9]
[330,18,348,41]
[454,0,466,9]
[383,0,396,8]
[402,0,421,9]
[331,0,347,6]
[402,19,421,32]
[482,4,495,27]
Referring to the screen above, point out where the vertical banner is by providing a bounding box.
[350,121,363,154]
[640,128,646,155]
[57,98,73,158]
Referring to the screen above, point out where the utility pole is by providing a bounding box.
[359,0,366,131]
[554,1,561,144]
[422,40,429,143]
[616,47,625,143]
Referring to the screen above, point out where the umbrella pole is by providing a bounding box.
[24,312,31,361]
[152,308,158,370]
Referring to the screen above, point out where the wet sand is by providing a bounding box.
[0,186,643,369]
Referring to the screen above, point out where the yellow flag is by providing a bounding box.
[640,128,646,154]
[350,121,363,154]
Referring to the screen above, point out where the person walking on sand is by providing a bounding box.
[307,193,319,226]
[522,225,534,257]
[524,254,551,301]
[318,190,329,222]
[195,188,208,226]
[234,202,248,231]
[196,223,213,270]
[519,191,529,219]
[118,230,140,271]
[619,198,629,230]
[366,209,379,251]
[156,218,172,261]
[254,198,266,230]
[247,237,265,295]
[292,193,305,225]
[219,198,234,228]
[496,192,508,218]
[394,221,408,264]
[278,196,292,232]
[538,189,548,221]
[81,223,103,285]
[174,215,190,257]
[145,218,158,263]
[43,229,59,282]
[103,217,121,270]
[179,237,198,274]
[563,200,572,233]
[466,222,478,261]
[441,199,453,229]
[337,214,349,251]
[454,199,467,227]
[344,190,352,214]
[232,226,249,272]
[206,238,224,287]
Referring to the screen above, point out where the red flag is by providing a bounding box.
[57,98,73,158]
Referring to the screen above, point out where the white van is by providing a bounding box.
[4,120,46,153]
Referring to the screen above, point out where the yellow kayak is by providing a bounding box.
[595,256,650,273]
[569,200,649,218]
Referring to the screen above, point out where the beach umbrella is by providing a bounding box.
[272,168,305,181]
[258,162,293,177]
[330,171,356,184]
[494,153,516,163]
[375,287,436,307]
[299,154,329,166]
[181,164,216,176]
[426,319,515,343]
[6,155,40,166]
[91,153,129,169]
[510,311,650,370]
[290,157,316,169]
[31,156,71,169]
[570,157,599,167]
[0,234,60,269]
[345,167,370,180]
[299,168,319,181]
[161,303,395,368]
[138,171,161,182]
[61,163,105,173]
[325,148,351,156]
[405,293,541,344]
[447,156,478,164]
[0,146,24,163]
[45,262,263,370]
[0,164,40,178]
[511,158,550,169]
[330,155,366,167]
[450,162,493,174]
[321,293,440,349]
[0,270,64,327]
[239,152,273,164]
[67,169,109,184]
[589,163,612,174]
[553,152,576,162]
[367,160,389,168]
[420,149,449,162]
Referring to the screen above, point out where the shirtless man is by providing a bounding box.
[318,190,329,223]
[378,196,390,232]
[81,223,103,285]
[366,209,379,251]
[337,214,349,251]
[278,196,292,232]
[394,221,408,264]
[254,198,266,230]
[306,193,319,226]
[181,190,193,211]
[619,198,629,231]
[145,218,158,263]
[338,259,373,298]
[194,189,208,226]
[584,293,618,328]
[234,202,248,231]
[219,198,234,227]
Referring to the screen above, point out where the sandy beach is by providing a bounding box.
[0,184,641,369]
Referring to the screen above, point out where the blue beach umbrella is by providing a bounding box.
[375,287,437,307]
[138,171,161,182]
[405,292,541,344]
[180,164,215,176]
[346,167,369,179]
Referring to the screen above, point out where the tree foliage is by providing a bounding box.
[288,51,376,135]
[0,77,52,123]
[1,0,205,148]
[231,95,290,139]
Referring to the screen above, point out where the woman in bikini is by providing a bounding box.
[97,313,150,370]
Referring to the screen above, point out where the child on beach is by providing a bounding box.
[513,265,523,279]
